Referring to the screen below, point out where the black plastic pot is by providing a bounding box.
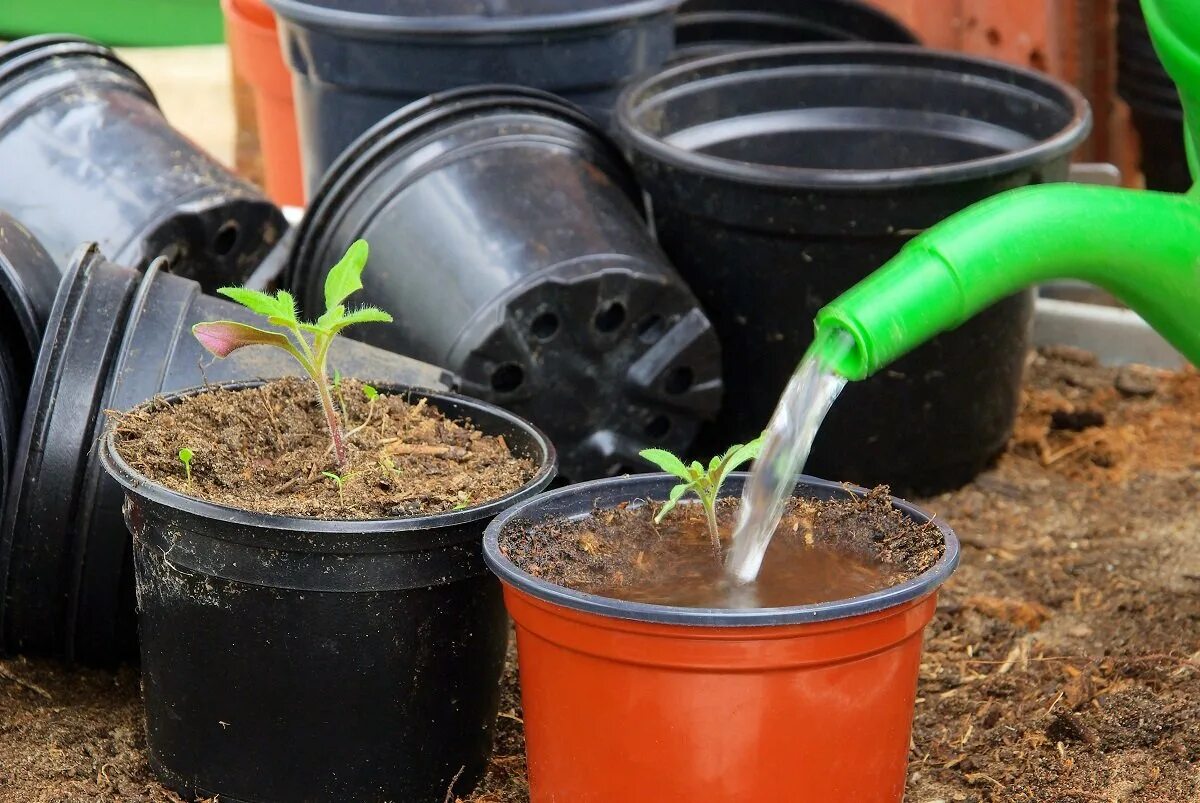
[1116,0,1190,192]
[100,381,555,802]
[674,0,916,62]
[616,45,1091,494]
[0,213,59,548]
[0,35,285,291]
[0,246,457,665]
[287,86,722,483]
[267,0,682,191]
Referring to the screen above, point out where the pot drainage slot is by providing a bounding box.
[594,301,626,333]
[491,363,525,393]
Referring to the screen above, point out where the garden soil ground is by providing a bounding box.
[2,348,1198,802]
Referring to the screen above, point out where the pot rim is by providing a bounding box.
[101,380,558,534]
[0,35,155,105]
[615,42,1092,191]
[483,472,960,627]
[266,0,681,36]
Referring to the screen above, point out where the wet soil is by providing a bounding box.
[110,377,536,519]
[5,349,1199,802]
[499,488,944,608]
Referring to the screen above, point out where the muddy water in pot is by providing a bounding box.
[583,524,891,608]
[726,330,856,584]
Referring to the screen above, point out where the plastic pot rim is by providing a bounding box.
[0,35,156,105]
[483,472,960,627]
[614,42,1092,191]
[266,0,682,37]
[289,84,640,295]
[101,380,558,535]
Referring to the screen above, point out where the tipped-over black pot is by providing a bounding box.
[0,212,60,516]
[267,0,683,191]
[0,246,456,664]
[287,86,722,483]
[615,45,1091,494]
[101,381,556,803]
[0,35,285,291]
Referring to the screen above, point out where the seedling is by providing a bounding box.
[639,434,766,551]
[178,448,195,484]
[192,240,392,470]
[347,384,381,437]
[322,470,346,500]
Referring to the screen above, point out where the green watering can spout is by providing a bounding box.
[814,0,1200,380]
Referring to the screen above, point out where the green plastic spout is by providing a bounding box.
[1142,0,1200,184]
[815,183,1200,379]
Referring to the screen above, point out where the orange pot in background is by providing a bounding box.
[483,475,960,802]
[223,0,303,206]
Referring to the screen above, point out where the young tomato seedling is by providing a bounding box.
[178,448,195,484]
[192,240,392,471]
[639,434,765,551]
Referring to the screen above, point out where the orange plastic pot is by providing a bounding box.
[483,474,960,802]
[223,0,303,206]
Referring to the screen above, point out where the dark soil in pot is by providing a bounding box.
[112,377,536,518]
[102,380,556,802]
[500,487,944,607]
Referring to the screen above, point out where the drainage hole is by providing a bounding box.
[636,314,666,344]
[530,311,560,341]
[212,221,240,257]
[490,363,524,393]
[664,366,694,395]
[593,301,626,333]
[645,415,671,439]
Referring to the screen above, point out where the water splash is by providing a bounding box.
[725,329,856,584]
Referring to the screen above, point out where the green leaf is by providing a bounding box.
[265,290,299,327]
[327,307,394,334]
[321,471,343,489]
[362,384,378,401]
[717,433,767,484]
[218,287,288,320]
[178,448,194,464]
[689,461,704,479]
[638,448,689,479]
[653,482,690,523]
[708,455,721,472]
[192,321,295,358]
[315,304,345,331]
[323,240,369,312]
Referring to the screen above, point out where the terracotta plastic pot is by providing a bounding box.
[483,473,960,802]
[223,0,304,206]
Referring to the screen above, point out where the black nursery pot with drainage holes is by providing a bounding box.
[0,246,456,665]
[100,382,556,803]
[286,86,722,483]
[673,0,916,63]
[0,35,285,291]
[267,0,683,192]
[615,45,1091,495]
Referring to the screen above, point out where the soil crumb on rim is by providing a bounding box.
[110,377,537,519]
[498,486,946,606]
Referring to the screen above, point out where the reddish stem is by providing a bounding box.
[316,376,348,469]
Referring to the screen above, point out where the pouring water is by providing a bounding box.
[726,329,856,584]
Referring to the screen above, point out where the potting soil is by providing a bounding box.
[110,376,536,519]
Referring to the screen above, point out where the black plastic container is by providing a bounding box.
[101,382,555,802]
[287,86,722,482]
[1116,0,1190,192]
[267,0,682,191]
[0,35,285,291]
[0,213,59,540]
[0,246,456,664]
[616,45,1091,494]
[674,0,916,62]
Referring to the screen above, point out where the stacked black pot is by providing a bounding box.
[1117,0,1190,191]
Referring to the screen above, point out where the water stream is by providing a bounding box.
[725,329,856,584]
